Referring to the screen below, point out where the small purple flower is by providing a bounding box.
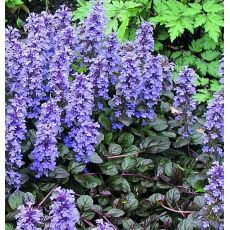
[173,67,197,138]
[31,99,62,178]
[16,201,43,230]
[49,187,80,230]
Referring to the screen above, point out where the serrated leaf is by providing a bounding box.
[207,61,219,77]
[77,195,93,210]
[194,14,206,28]
[8,191,24,209]
[201,50,220,61]
[168,22,185,41]
[107,208,125,217]
[203,1,223,13]
[118,133,134,147]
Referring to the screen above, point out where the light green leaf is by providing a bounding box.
[117,12,130,40]
[8,191,24,209]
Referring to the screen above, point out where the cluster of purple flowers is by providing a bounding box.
[89,55,110,102]
[5,95,27,189]
[102,32,121,86]
[5,27,23,95]
[200,162,224,229]
[93,219,117,230]
[110,22,165,126]
[65,73,94,127]
[76,0,106,63]
[173,67,197,138]
[49,187,80,230]
[16,201,43,230]
[202,90,224,158]
[65,121,100,163]
[15,187,80,229]
[31,100,62,178]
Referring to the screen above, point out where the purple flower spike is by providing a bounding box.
[200,162,224,229]
[5,95,27,189]
[76,0,106,63]
[173,67,197,138]
[16,201,43,230]
[49,187,80,230]
[202,90,224,158]
[102,32,121,85]
[31,99,62,178]
[66,121,99,163]
[65,73,94,127]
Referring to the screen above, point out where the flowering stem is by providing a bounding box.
[160,203,193,215]
[82,218,95,227]
[107,152,139,159]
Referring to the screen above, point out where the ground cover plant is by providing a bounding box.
[5,0,224,229]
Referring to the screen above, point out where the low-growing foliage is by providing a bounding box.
[5,0,224,229]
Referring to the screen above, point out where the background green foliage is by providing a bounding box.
[73,0,224,104]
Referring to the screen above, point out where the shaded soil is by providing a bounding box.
[6,0,76,27]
